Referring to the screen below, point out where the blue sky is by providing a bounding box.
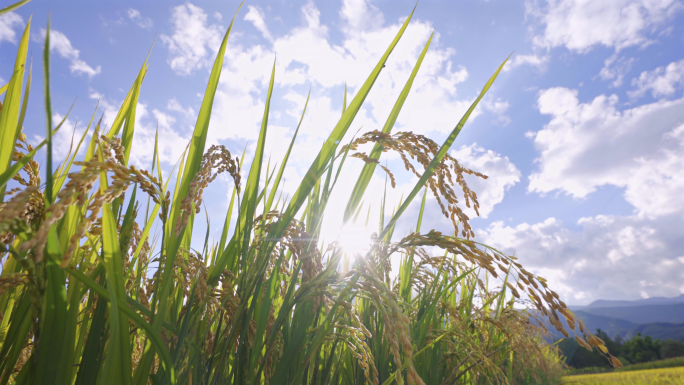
[2,0,684,305]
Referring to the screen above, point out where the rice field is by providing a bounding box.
[562,367,684,384]
[0,1,619,384]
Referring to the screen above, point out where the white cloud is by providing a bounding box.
[527,0,683,53]
[131,105,190,167]
[88,90,119,127]
[203,0,483,155]
[340,0,385,32]
[128,8,153,29]
[244,5,272,41]
[528,87,684,218]
[40,29,101,78]
[503,53,549,72]
[481,97,511,126]
[623,123,684,217]
[0,11,23,44]
[516,80,684,303]
[161,3,223,75]
[167,98,196,118]
[629,59,684,99]
[478,214,684,304]
[598,54,636,87]
[452,144,521,218]
[49,114,91,161]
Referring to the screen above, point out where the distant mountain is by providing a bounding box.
[572,310,637,338]
[537,294,684,341]
[586,294,684,308]
[580,303,684,324]
[631,323,684,341]
[540,310,637,341]
[540,310,684,342]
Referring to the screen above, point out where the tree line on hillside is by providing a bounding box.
[558,329,684,369]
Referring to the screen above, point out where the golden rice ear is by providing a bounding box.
[576,336,592,351]
[610,355,623,368]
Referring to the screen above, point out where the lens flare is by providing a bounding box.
[336,223,371,257]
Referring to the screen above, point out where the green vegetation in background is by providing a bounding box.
[566,356,684,377]
[562,366,684,385]
[559,329,684,371]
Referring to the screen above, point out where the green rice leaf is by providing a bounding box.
[101,202,132,384]
[0,16,30,194]
[0,0,31,15]
[43,16,54,205]
[66,267,176,384]
[33,228,68,385]
[120,48,152,164]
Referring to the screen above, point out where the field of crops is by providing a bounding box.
[563,366,684,384]
[0,1,622,384]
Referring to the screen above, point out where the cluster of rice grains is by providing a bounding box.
[341,130,486,239]
[175,144,241,237]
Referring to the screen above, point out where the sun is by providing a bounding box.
[335,223,372,257]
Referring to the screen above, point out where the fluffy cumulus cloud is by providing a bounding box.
[40,29,101,78]
[161,3,223,75]
[0,11,23,44]
[340,0,385,32]
[527,86,684,212]
[478,214,684,304]
[527,0,683,53]
[623,123,684,218]
[629,59,684,99]
[515,59,684,303]
[193,0,491,168]
[158,0,491,149]
[527,0,683,86]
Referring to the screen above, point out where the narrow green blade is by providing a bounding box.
[101,202,132,384]
[0,16,30,194]
[0,0,31,15]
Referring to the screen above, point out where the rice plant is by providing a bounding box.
[0,1,619,384]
